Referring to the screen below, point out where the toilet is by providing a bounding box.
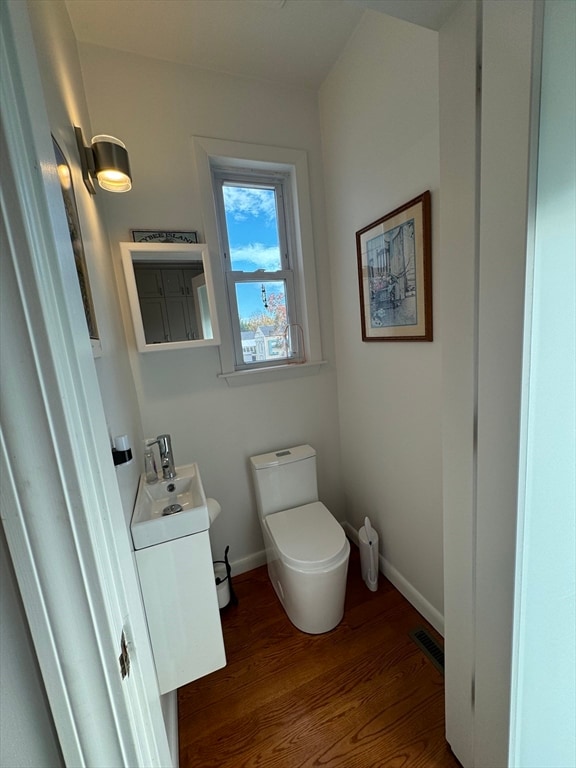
[250,444,350,634]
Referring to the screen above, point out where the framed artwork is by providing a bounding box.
[131,230,198,244]
[356,191,432,342]
[53,136,99,341]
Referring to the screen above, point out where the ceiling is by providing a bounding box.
[65,0,459,90]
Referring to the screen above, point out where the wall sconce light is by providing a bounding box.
[74,126,132,194]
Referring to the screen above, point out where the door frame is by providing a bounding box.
[1,2,172,765]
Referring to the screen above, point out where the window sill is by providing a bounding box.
[217,360,327,387]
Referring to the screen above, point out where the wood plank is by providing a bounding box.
[178,544,461,767]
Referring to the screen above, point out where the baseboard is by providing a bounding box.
[343,522,444,636]
[230,549,267,576]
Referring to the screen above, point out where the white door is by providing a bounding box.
[1,3,173,765]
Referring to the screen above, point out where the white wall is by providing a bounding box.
[76,43,343,569]
[27,0,144,524]
[319,11,443,630]
[511,2,576,765]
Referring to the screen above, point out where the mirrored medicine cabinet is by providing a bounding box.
[120,242,220,353]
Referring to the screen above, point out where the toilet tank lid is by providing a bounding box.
[250,444,315,470]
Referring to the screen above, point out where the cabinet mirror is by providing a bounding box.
[120,242,220,352]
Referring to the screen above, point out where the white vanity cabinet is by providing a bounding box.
[135,531,226,694]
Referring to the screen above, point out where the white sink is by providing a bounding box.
[131,463,210,550]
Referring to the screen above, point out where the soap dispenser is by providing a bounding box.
[144,444,158,484]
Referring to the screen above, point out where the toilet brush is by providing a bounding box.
[361,516,379,592]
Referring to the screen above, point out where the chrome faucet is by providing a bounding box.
[148,434,176,480]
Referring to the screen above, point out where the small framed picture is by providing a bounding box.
[53,136,99,342]
[356,191,432,342]
[131,230,198,244]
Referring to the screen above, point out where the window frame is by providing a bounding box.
[193,136,324,385]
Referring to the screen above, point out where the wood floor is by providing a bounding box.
[178,544,461,768]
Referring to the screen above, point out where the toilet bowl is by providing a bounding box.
[250,445,350,634]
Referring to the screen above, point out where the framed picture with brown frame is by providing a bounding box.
[356,191,432,342]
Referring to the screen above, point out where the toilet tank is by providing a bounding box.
[250,445,318,517]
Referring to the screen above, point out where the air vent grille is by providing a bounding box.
[409,627,445,674]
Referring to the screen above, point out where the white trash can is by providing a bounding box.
[359,517,379,592]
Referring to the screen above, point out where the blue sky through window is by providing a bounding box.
[233,280,287,328]
[223,185,281,271]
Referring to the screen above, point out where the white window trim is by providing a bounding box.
[213,165,300,370]
[193,136,324,385]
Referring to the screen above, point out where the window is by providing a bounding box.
[212,168,303,370]
[193,137,324,383]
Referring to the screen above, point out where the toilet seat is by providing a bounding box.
[265,501,348,571]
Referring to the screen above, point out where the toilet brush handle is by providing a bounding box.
[364,516,373,544]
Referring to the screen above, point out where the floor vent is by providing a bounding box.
[409,627,445,674]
